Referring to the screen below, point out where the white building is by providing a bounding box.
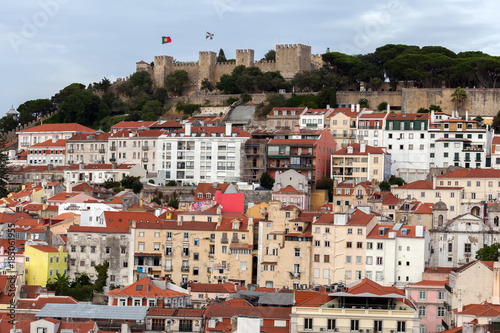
[366,224,430,287]
[64,163,147,184]
[157,123,250,185]
[357,112,389,147]
[27,139,67,166]
[17,123,95,151]
[299,108,333,130]
[384,113,431,181]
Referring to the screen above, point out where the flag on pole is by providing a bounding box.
[206,32,214,40]
[162,36,172,44]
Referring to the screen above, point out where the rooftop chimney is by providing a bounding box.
[326,104,330,109]
[185,122,192,136]
[360,143,366,153]
[225,123,232,136]
[386,104,390,112]
[356,104,360,113]
[466,110,469,120]
[351,104,355,112]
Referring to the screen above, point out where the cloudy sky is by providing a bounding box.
[1,0,499,116]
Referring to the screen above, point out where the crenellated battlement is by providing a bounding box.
[173,62,198,67]
[255,60,276,64]
[215,62,237,66]
[236,49,252,54]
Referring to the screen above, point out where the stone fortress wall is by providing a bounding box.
[141,44,322,89]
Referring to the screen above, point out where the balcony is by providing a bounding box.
[221,238,228,244]
[68,149,74,153]
[142,157,149,162]
[290,164,313,169]
[181,266,189,272]
[356,194,364,199]
[109,158,116,162]
[21,142,30,147]
[142,145,149,151]
[463,145,483,152]
[289,271,301,279]
[110,146,117,151]
[99,148,105,153]
[164,267,173,272]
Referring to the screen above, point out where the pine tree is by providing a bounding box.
[217,48,227,63]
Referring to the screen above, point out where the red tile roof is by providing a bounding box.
[147,308,205,317]
[204,303,291,320]
[169,126,251,137]
[17,295,78,309]
[397,180,434,189]
[359,112,388,119]
[456,302,500,317]
[273,185,302,194]
[108,277,188,298]
[438,168,500,179]
[18,123,95,133]
[424,267,455,274]
[368,224,426,239]
[188,283,238,293]
[27,244,62,253]
[112,121,156,129]
[348,278,405,296]
[194,183,230,202]
[386,113,430,120]
[29,139,67,148]
[347,210,376,226]
[334,143,386,156]
[409,280,448,287]
[68,132,111,141]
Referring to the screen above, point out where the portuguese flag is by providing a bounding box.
[162,36,172,44]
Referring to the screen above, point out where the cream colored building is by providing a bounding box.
[328,108,359,149]
[290,278,419,333]
[332,143,390,184]
[133,207,255,288]
[66,132,110,164]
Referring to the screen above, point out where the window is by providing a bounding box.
[419,306,426,317]
[324,255,330,263]
[346,242,352,248]
[154,242,160,251]
[464,243,471,252]
[347,228,352,234]
[377,242,383,250]
[438,306,445,317]
[448,243,453,252]
[91,246,96,253]
[357,242,363,249]
[397,321,406,333]
[438,291,445,300]
[351,320,359,331]
[304,318,313,330]
[139,231,144,237]
[105,247,110,254]
[376,257,383,265]
[328,319,336,330]
[357,229,363,235]
[374,320,383,332]
[366,256,373,265]
[324,241,330,247]
[138,242,145,251]
[314,254,320,262]
[419,291,426,300]
[367,242,373,249]
[346,256,352,264]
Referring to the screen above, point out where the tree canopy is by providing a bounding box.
[475,243,500,261]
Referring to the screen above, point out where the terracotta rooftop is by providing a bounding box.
[108,277,188,298]
[188,283,238,293]
[29,139,67,148]
[18,123,95,133]
[437,168,500,179]
[334,143,386,156]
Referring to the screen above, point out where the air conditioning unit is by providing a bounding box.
[360,329,364,333]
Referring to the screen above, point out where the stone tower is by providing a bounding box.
[236,49,255,67]
[276,44,312,80]
[432,201,448,229]
[198,51,217,86]
[153,55,174,87]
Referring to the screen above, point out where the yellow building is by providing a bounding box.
[328,109,359,149]
[25,244,67,287]
[246,202,269,219]
[332,143,390,184]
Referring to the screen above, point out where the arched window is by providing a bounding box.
[438,215,443,226]
[494,216,499,227]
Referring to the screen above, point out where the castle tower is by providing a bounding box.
[276,44,312,80]
[198,51,217,86]
[236,49,255,67]
[153,55,174,87]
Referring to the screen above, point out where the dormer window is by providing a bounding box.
[233,222,239,230]
[206,193,212,199]
[197,193,203,199]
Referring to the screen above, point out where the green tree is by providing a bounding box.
[262,50,276,61]
[388,175,406,186]
[51,272,70,295]
[240,93,252,103]
[358,98,369,108]
[370,77,384,91]
[379,181,391,192]
[217,48,227,63]
[93,77,112,92]
[94,261,109,292]
[0,115,18,133]
[451,87,467,115]
[0,134,11,198]
[165,70,190,96]
[167,197,179,209]
[129,71,153,93]
[52,83,86,104]
[166,180,177,186]
[377,102,388,111]
[201,78,214,93]
[141,100,163,120]
[17,99,56,124]
[315,87,336,108]
[260,172,275,189]
[132,180,143,194]
[475,243,500,261]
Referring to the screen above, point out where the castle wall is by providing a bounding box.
[236,49,254,67]
[172,62,200,93]
[198,51,217,87]
[214,62,237,83]
[255,60,277,74]
[276,44,312,79]
[336,91,403,109]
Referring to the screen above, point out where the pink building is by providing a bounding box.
[272,185,309,210]
[407,280,448,333]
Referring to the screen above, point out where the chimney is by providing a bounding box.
[225,123,232,136]
[121,323,130,333]
[431,110,435,123]
[356,104,360,113]
[466,110,469,120]
[65,181,72,193]
[294,125,300,133]
[52,136,57,143]
[351,104,355,112]
[360,143,366,153]
[386,104,390,112]
[111,161,117,169]
[326,104,330,109]
[185,122,192,136]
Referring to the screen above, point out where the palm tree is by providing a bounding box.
[52,272,70,295]
[451,87,467,116]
